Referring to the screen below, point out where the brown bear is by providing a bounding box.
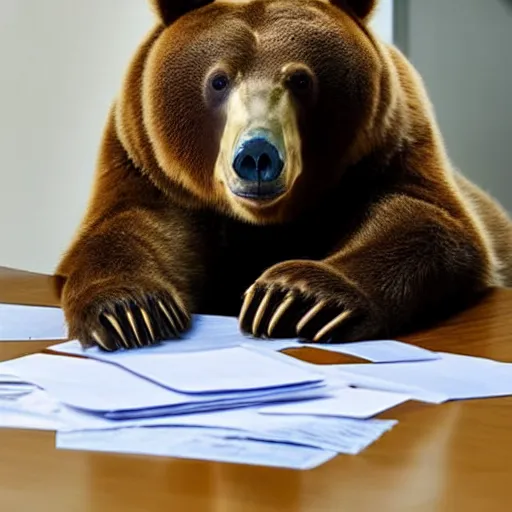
[55,0,512,351]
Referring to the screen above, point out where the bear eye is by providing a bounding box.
[286,70,313,93]
[211,73,229,92]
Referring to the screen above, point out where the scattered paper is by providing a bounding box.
[258,387,411,419]
[0,353,326,419]
[0,389,68,430]
[0,302,437,364]
[45,345,324,394]
[243,347,449,404]
[7,309,509,469]
[56,427,338,470]
[337,352,512,401]
[0,304,67,341]
[310,366,448,404]
[55,414,398,458]
[305,339,439,363]
[51,314,246,356]
[49,313,437,364]
[242,339,439,363]
[240,416,398,455]
[0,409,65,431]
[0,377,397,455]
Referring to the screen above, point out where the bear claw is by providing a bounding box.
[267,292,295,337]
[296,300,328,335]
[239,261,375,343]
[103,312,131,349]
[312,309,353,342]
[252,287,275,335]
[157,300,179,335]
[241,285,355,343]
[66,285,191,352]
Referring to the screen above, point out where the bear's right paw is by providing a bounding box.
[63,283,191,352]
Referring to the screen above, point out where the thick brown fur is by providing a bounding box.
[55,0,512,351]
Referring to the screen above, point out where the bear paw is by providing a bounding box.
[239,261,383,343]
[63,282,191,352]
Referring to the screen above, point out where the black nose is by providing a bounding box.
[233,138,284,182]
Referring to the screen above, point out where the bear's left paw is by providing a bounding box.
[239,261,384,343]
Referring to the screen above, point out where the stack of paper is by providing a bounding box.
[0,345,401,469]
[0,382,400,452]
[0,348,327,419]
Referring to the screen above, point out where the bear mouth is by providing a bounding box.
[229,180,287,203]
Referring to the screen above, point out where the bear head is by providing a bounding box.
[120,0,399,224]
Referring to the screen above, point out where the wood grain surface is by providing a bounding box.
[1,266,511,512]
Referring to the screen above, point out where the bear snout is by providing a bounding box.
[226,129,287,202]
[232,137,284,184]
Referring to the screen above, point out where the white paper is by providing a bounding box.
[0,373,36,398]
[239,416,398,455]
[0,409,65,431]
[0,304,67,341]
[50,314,243,356]
[49,314,437,364]
[309,366,448,404]
[51,335,438,363]
[242,339,438,362]
[49,333,295,358]
[0,354,186,411]
[54,405,398,456]
[1,380,397,455]
[56,427,338,470]
[74,401,396,454]
[244,348,449,404]
[305,339,439,363]
[0,389,68,430]
[0,354,326,418]
[3,304,435,365]
[56,412,397,459]
[338,352,512,401]
[51,345,324,394]
[258,387,411,419]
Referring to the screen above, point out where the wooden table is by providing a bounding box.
[1,265,512,511]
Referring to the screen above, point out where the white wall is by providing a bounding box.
[0,0,393,275]
[0,0,155,274]
[369,0,394,45]
[402,0,512,214]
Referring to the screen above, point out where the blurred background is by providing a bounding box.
[0,0,510,274]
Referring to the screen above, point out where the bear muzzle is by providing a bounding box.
[229,129,287,201]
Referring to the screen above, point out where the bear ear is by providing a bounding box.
[149,0,215,26]
[329,0,378,21]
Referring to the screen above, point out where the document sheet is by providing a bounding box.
[0,352,326,418]
[0,304,67,341]
[56,427,338,470]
